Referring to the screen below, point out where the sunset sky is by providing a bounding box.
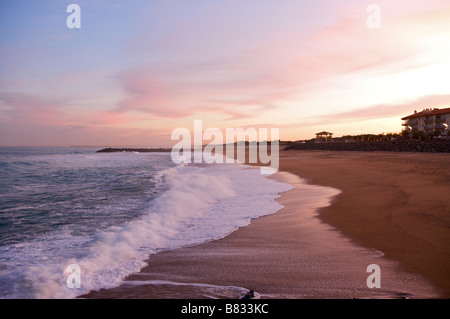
[1,0,449,146]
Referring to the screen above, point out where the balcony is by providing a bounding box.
[435,117,445,122]
[402,121,418,126]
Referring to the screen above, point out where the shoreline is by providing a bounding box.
[284,140,450,153]
[82,150,447,299]
[279,150,450,298]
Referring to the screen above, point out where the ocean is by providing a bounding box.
[0,147,291,298]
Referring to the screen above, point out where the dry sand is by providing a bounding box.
[83,150,450,299]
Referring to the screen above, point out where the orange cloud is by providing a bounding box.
[301,94,450,125]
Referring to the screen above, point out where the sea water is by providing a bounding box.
[0,147,291,298]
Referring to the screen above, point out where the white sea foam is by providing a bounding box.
[14,161,291,298]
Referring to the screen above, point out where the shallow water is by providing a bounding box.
[0,147,291,298]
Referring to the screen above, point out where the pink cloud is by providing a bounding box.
[0,121,172,147]
[302,94,450,125]
[0,92,172,146]
[0,92,137,128]
[116,63,290,119]
[0,93,65,125]
[117,69,194,118]
[116,5,450,122]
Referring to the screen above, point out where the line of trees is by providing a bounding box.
[337,129,448,142]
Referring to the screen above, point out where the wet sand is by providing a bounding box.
[83,151,449,299]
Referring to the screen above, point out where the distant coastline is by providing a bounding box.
[96,147,172,153]
[97,140,450,154]
[285,140,450,153]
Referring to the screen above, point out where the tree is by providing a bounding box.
[400,130,410,139]
[413,131,426,140]
[433,129,442,138]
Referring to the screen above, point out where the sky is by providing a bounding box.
[0,0,449,146]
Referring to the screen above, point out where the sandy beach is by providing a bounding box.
[279,150,450,298]
[83,150,450,299]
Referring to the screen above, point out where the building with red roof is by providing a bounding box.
[402,107,450,137]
